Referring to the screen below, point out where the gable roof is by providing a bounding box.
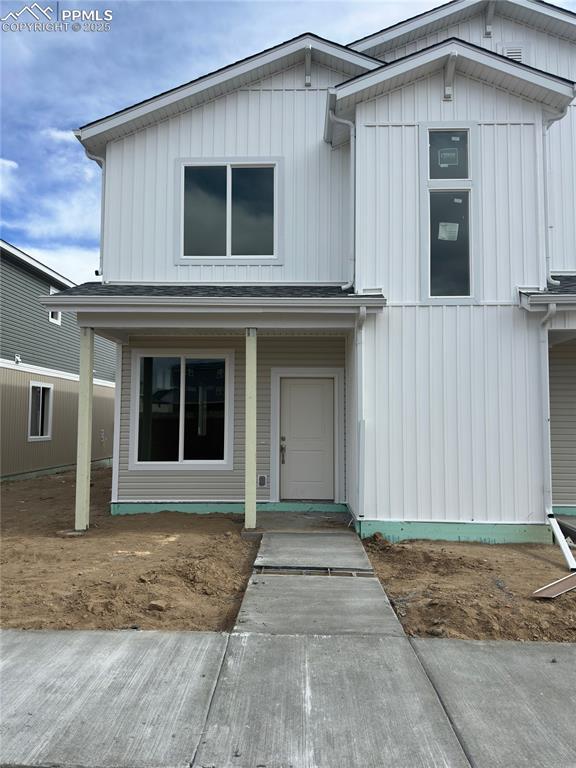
[325,37,575,142]
[0,240,75,289]
[349,0,576,58]
[76,34,382,158]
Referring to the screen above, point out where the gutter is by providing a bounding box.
[76,132,106,278]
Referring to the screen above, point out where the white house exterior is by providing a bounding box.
[45,0,576,542]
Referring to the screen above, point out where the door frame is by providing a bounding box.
[270,367,345,503]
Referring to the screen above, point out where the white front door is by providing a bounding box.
[280,378,334,500]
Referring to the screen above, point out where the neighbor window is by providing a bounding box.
[425,128,473,298]
[183,164,275,258]
[136,353,232,465]
[28,382,53,440]
[48,286,61,325]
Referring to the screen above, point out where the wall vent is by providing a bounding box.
[257,474,269,488]
[499,43,526,63]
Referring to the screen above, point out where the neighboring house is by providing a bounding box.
[45,0,576,543]
[0,241,116,480]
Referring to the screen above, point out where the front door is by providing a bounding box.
[280,377,334,500]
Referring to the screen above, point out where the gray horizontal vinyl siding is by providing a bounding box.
[0,254,115,381]
[117,335,346,502]
[550,339,576,506]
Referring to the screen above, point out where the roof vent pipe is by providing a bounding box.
[329,109,356,292]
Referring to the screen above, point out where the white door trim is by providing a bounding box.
[270,367,345,503]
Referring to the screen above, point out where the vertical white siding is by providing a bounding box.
[361,306,545,523]
[381,12,576,274]
[103,62,350,284]
[355,73,544,301]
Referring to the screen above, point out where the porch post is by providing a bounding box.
[244,327,257,529]
[75,327,94,531]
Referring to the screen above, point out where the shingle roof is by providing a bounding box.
[546,275,576,295]
[54,283,356,299]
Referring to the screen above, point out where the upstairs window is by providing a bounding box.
[28,382,53,441]
[48,286,61,325]
[425,128,473,299]
[183,163,275,259]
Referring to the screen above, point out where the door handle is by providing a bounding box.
[280,440,286,465]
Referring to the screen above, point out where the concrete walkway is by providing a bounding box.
[1,530,575,768]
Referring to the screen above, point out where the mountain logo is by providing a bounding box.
[0,4,53,22]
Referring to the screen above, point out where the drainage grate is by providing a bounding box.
[252,565,374,577]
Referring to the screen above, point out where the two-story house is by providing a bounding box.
[44,0,576,552]
[0,240,116,479]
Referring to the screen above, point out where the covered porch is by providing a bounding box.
[42,285,384,531]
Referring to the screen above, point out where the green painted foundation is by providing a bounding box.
[110,501,350,516]
[355,519,553,544]
[553,506,576,516]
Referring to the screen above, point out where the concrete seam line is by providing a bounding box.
[408,638,476,768]
[188,632,232,767]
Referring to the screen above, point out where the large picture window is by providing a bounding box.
[423,126,473,300]
[134,352,233,467]
[183,163,275,259]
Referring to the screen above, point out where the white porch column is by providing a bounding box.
[244,327,257,529]
[75,327,94,531]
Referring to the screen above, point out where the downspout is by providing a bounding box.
[538,304,576,569]
[329,110,356,292]
[78,135,106,279]
[542,105,570,287]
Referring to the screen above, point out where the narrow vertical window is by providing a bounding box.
[184,166,227,257]
[429,191,470,296]
[425,127,473,299]
[183,359,226,460]
[28,383,53,440]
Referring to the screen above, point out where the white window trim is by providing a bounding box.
[129,348,235,471]
[28,381,53,442]
[48,287,62,325]
[269,367,345,504]
[419,123,479,305]
[174,156,284,266]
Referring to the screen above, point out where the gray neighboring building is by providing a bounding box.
[0,240,116,479]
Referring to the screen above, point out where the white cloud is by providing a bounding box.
[4,183,101,240]
[41,128,77,144]
[23,244,100,285]
[0,158,19,200]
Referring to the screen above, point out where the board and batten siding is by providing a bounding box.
[0,255,116,381]
[550,339,576,505]
[379,11,576,274]
[117,335,346,502]
[0,368,114,478]
[103,62,350,284]
[355,72,544,300]
[360,305,546,524]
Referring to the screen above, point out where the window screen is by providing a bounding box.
[184,359,226,460]
[429,191,470,297]
[429,130,468,179]
[184,166,227,256]
[231,167,274,256]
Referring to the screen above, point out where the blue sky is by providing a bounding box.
[1,0,575,283]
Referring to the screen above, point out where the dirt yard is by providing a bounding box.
[0,467,257,630]
[365,534,576,642]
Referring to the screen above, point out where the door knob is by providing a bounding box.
[280,441,286,465]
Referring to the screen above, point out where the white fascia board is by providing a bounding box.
[78,37,380,144]
[0,240,75,288]
[334,41,575,108]
[350,0,480,52]
[350,0,576,54]
[40,296,387,314]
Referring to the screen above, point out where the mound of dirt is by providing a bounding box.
[1,468,257,630]
[365,536,576,642]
